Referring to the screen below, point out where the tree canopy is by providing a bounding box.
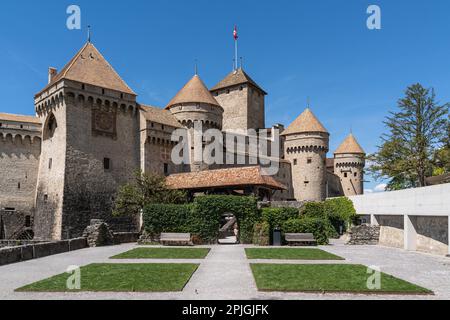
[369,83,449,190]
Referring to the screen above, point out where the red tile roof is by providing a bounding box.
[166,166,286,191]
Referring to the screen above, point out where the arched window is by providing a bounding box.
[44,113,58,140]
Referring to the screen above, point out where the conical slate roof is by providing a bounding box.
[37,42,136,96]
[210,68,267,95]
[166,75,220,109]
[334,134,365,154]
[282,108,329,135]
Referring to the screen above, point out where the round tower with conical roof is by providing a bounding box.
[334,133,366,196]
[166,74,224,171]
[282,108,329,202]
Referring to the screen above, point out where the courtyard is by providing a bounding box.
[1,240,449,300]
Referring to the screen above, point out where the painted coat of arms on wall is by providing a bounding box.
[92,108,117,139]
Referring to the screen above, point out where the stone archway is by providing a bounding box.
[218,213,239,245]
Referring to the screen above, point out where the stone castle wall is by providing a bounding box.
[0,130,41,239]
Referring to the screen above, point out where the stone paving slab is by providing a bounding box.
[0,241,449,300]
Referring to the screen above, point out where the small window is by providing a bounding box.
[307,158,312,164]
[293,159,298,166]
[162,125,165,130]
[0,123,2,127]
[81,84,85,90]
[104,158,111,170]
[20,125,23,129]
[17,182,21,190]
[120,93,124,99]
[25,216,31,228]
[4,208,16,212]
[102,89,105,95]
[226,89,230,94]
[354,172,358,177]
[43,195,48,202]
[304,181,309,184]
[164,163,169,176]
[239,86,243,91]
[151,122,154,128]
[48,158,53,170]
[344,173,348,178]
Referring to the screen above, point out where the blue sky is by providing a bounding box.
[1,0,450,191]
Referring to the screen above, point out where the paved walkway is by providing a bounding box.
[1,241,450,300]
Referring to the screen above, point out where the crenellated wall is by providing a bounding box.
[284,132,329,202]
[0,128,41,239]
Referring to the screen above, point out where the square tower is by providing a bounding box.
[210,68,266,131]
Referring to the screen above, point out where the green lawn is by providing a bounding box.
[16,263,199,292]
[250,264,432,294]
[110,248,211,259]
[245,248,344,260]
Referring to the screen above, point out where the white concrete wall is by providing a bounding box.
[349,184,450,217]
[349,184,450,256]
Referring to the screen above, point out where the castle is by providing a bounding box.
[0,41,366,241]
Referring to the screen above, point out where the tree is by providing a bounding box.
[113,171,187,217]
[369,83,449,190]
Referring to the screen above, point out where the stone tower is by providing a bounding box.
[166,74,223,172]
[282,108,329,202]
[210,68,266,132]
[334,133,366,196]
[33,42,140,240]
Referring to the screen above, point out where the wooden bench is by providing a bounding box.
[160,233,193,246]
[285,233,317,246]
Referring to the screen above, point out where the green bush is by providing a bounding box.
[301,202,326,218]
[324,198,357,234]
[261,207,300,229]
[143,204,194,235]
[301,202,338,239]
[142,195,259,244]
[193,195,259,244]
[252,221,270,246]
[282,217,329,245]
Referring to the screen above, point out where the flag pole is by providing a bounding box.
[234,25,238,71]
[235,36,238,70]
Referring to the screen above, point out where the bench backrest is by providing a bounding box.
[160,233,191,241]
[285,233,315,241]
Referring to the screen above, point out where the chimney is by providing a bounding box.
[48,67,58,84]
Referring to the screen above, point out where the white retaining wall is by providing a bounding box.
[349,184,450,256]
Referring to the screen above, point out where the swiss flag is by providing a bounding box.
[233,26,238,40]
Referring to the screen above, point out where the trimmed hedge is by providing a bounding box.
[252,222,270,246]
[192,196,259,244]
[143,195,259,244]
[282,217,329,245]
[143,204,194,235]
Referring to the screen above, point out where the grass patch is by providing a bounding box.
[250,264,432,294]
[16,263,199,292]
[245,248,344,260]
[110,248,210,259]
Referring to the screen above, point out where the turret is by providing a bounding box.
[334,133,366,196]
[166,74,223,171]
[282,108,329,202]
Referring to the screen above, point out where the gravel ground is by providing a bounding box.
[1,240,449,300]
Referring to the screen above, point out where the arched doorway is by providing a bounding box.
[218,213,239,245]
